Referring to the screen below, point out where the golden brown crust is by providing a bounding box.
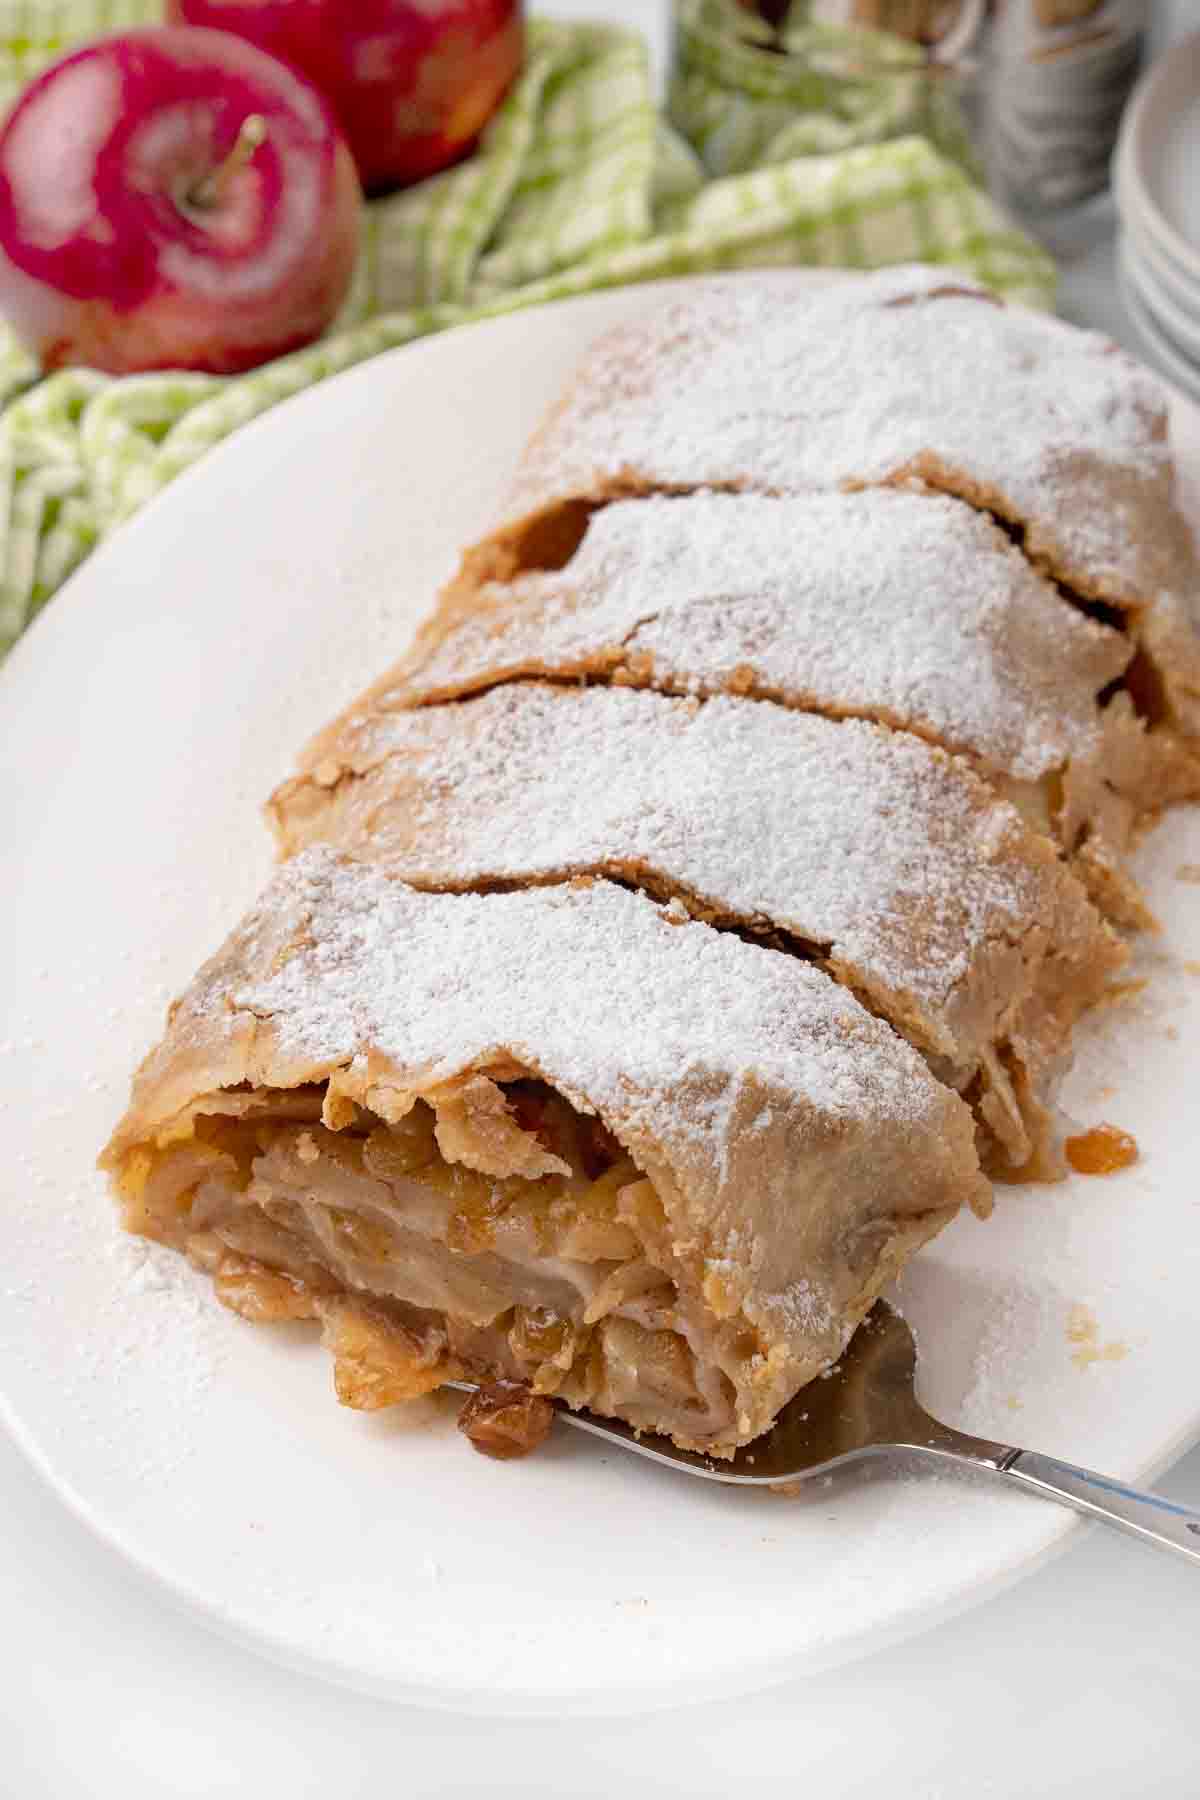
[318,1297,461,1409]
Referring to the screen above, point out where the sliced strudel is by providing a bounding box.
[101,852,988,1454]
[328,488,1166,925]
[271,683,1123,1172]
[463,266,1200,861]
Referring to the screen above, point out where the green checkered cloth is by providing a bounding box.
[0,0,1055,654]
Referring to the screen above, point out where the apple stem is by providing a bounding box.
[188,114,268,210]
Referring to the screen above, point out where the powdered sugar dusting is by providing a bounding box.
[505,266,1175,607]
[187,850,961,1150]
[295,685,1057,1023]
[10,1189,231,1490]
[760,1275,836,1339]
[955,1280,1060,1439]
[407,490,1128,781]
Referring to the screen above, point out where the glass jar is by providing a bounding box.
[982,0,1150,217]
[669,0,986,179]
[670,0,1148,220]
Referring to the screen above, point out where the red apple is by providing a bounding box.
[0,26,362,376]
[168,1,524,194]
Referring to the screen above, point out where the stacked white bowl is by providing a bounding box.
[1113,30,1200,401]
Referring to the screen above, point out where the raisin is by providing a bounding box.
[457,1380,556,1460]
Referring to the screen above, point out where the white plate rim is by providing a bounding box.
[0,1379,1096,1714]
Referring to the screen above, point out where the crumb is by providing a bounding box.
[1066,1303,1129,1370]
[1005,1395,1022,1412]
[1093,979,1147,1010]
[1165,1025,1179,1042]
[1067,1303,1095,1347]
[1175,864,1200,884]
[1184,962,1200,977]
[1065,1123,1138,1175]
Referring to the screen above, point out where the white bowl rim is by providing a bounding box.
[1120,211,1200,338]
[1112,135,1200,295]
[1118,254,1200,404]
[1120,237,1200,367]
[1113,29,1200,286]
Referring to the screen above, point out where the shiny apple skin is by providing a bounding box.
[0,27,363,375]
[169,0,524,194]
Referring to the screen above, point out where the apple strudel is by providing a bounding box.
[103,267,1199,1459]
[101,852,988,1455]
[323,488,1173,926]
[270,682,1123,1173]
[461,266,1200,867]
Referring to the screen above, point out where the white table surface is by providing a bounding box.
[5,3,1200,1793]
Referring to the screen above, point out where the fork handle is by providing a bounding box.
[995,1449,1200,1565]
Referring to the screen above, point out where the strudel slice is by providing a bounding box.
[271,684,1123,1173]
[100,851,988,1454]
[469,266,1200,831]
[333,488,1159,925]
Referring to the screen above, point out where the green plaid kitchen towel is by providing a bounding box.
[0,1,1055,654]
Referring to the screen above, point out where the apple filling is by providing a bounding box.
[115,1080,760,1450]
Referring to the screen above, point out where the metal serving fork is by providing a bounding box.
[454,1302,1200,1563]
